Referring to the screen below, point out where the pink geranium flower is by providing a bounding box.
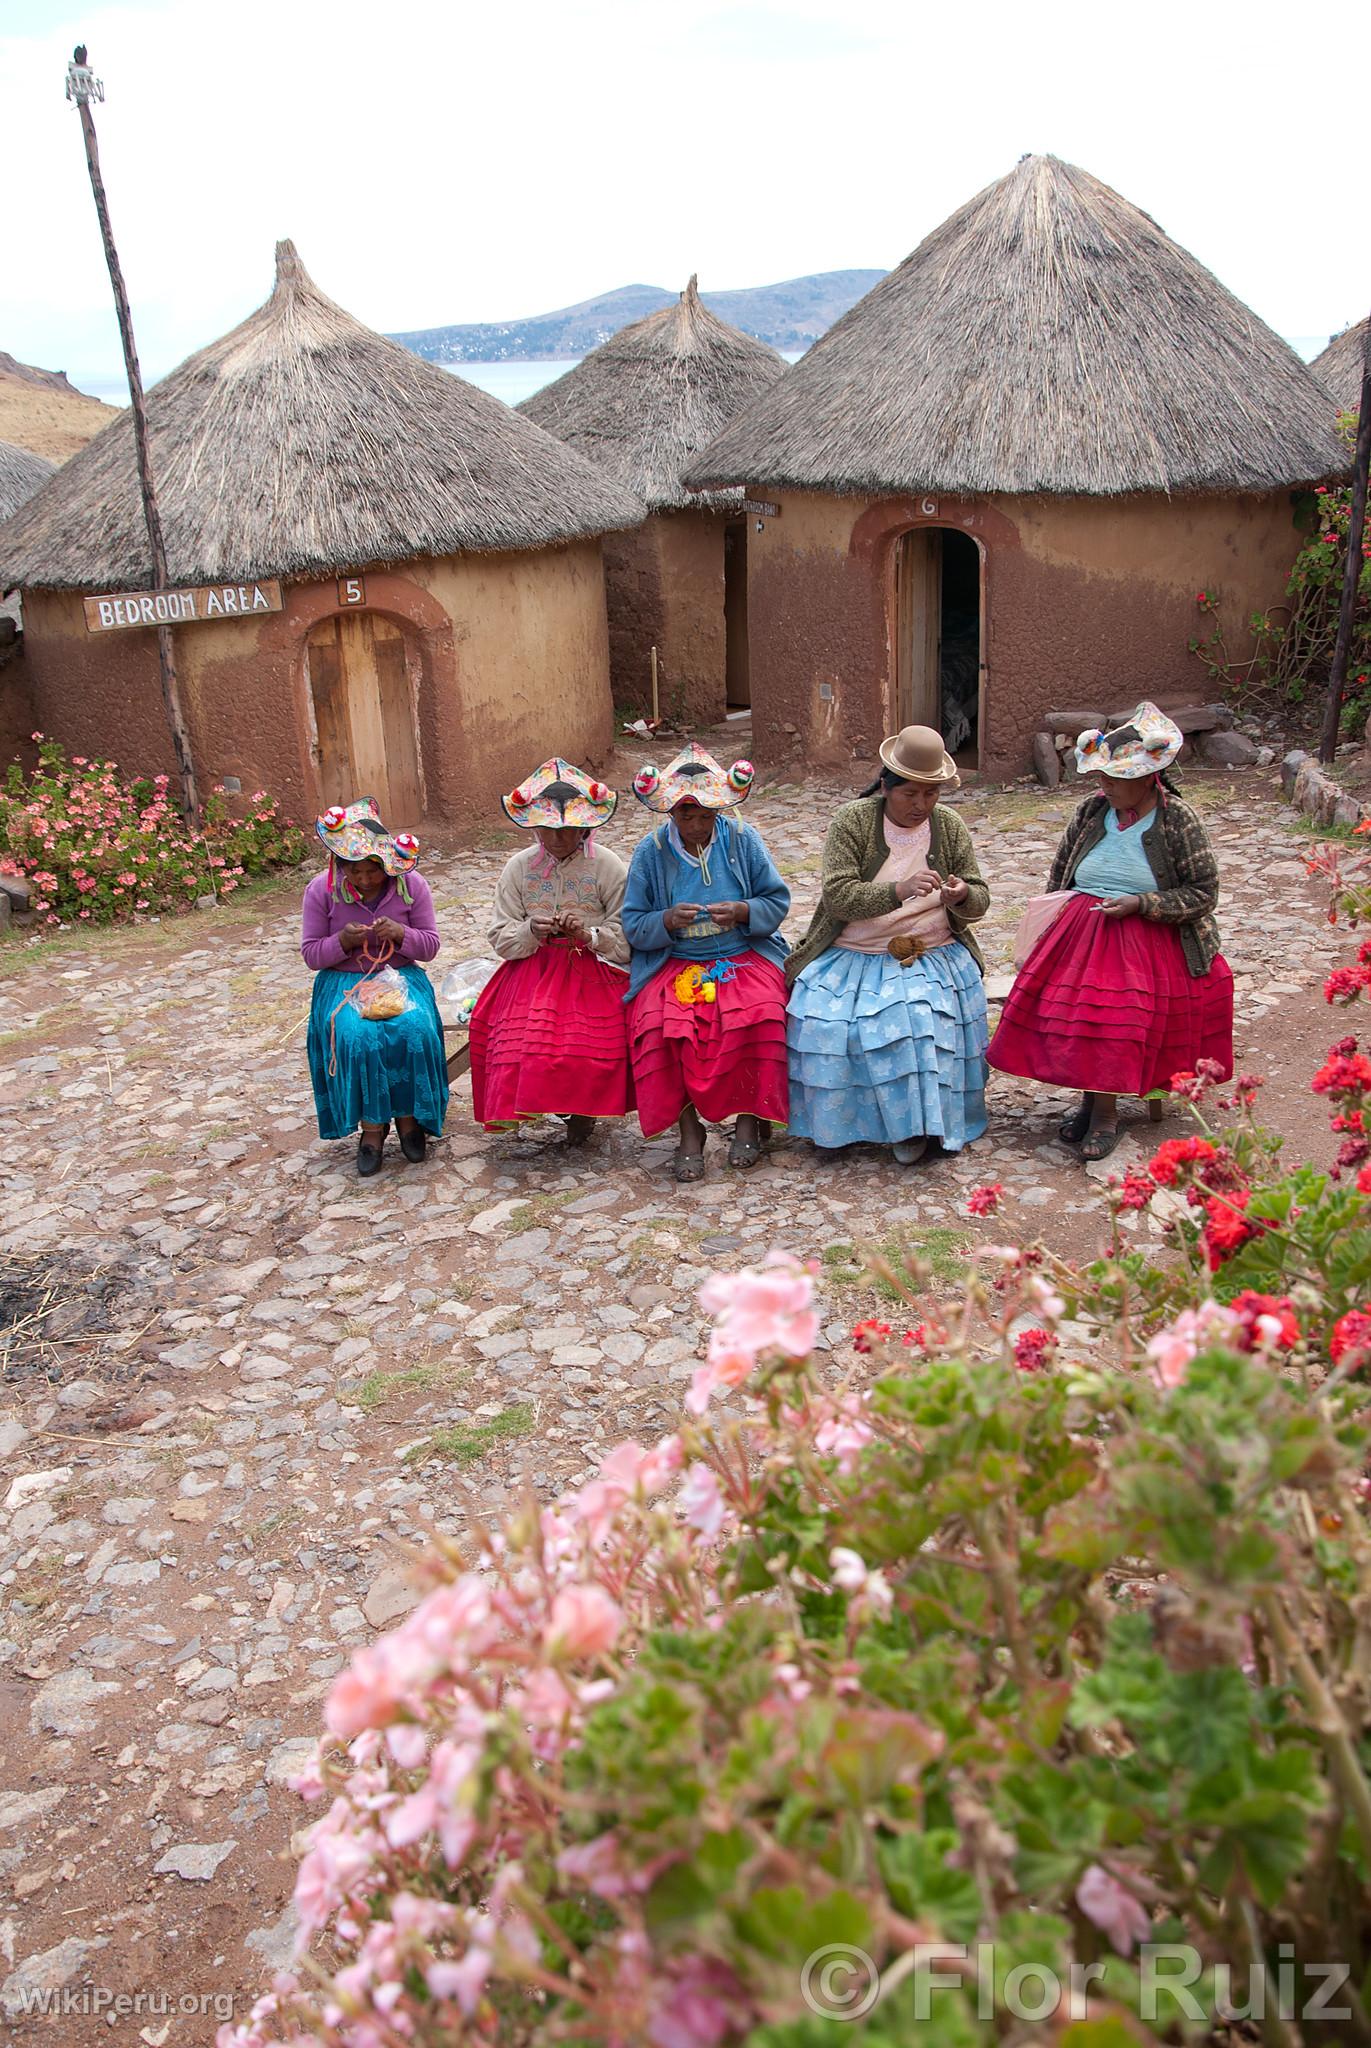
[549,1583,623,1659]
[1076,1862,1151,1954]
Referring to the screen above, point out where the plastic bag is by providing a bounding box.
[440,957,501,1028]
[351,966,411,1021]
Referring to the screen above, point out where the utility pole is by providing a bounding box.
[1318,313,1371,766]
[66,44,200,818]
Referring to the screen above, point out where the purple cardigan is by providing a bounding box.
[300,871,441,972]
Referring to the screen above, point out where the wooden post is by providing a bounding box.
[1318,313,1371,766]
[650,644,660,725]
[66,46,200,819]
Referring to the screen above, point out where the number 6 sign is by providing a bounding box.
[337,575,366,607]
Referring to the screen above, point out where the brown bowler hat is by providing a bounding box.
[878,725,961,788]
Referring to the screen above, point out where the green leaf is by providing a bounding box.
[877,1830,982,1943]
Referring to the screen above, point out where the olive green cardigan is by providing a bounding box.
[786,797,990,982]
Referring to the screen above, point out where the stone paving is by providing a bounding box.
[0,765,1346,2037]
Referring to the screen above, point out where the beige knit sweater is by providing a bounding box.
[488,844,630,965]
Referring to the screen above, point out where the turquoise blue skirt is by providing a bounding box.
[307,963,449,1142]
[786,942,988,1151]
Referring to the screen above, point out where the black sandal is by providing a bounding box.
[1080,1125,1121,1162]
[357,1126,388,1176]
[728,1124,763,1170]
[673,1147,707,1183]
[1058,1095,1094,1145]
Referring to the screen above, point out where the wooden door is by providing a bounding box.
[895,529,942,728]
[724,521,750,708]
[307,613,424,822]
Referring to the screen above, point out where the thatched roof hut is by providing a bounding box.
[0,241,640,592]
[519,278,785,511]
[0,439,56,526]
[686,155,1347,499]
[1311,316,1368,414]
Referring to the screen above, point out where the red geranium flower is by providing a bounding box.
[1114,1168,1155,1211]
[1311,1051,1371,1097]
[1328,1309,1371,1371]
[1201,1189,1257,1270]
[1148,1137,1218,1185]
[1228,1291,1300,1352]
[1013,1328,1057,1372]
[966,1183,1004,1217]
[852,1319,892,1354]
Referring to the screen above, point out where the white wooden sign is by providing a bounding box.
[83,579,284,633]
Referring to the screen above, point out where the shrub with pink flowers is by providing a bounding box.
[0,737,307,930]
[226,874,1371,2048]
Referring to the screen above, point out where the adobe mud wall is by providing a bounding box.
[603,514,726,728]
[16,540,614,831]
[745,489,1304,778]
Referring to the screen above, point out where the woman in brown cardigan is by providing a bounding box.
[988,704,1233,1162]
[786,727,990,1164]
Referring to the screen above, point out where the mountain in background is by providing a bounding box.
[391,270,887,363]
[0,352,120,464]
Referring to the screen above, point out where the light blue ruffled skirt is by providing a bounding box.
[786,942,989,1150]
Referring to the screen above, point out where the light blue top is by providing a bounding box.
[1072,808,1159,899]
[621,813,790,999]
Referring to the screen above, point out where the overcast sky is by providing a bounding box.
[3,0,1367,394]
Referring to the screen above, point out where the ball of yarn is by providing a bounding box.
[509,786,531,810]
[588,781,610,803]
[393,832,418,856]
[727,760,755,792]
[322,805,347,829]
[634,765,659,796]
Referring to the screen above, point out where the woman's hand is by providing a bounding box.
[939,876,969,908]
[338,921,369,953]
[664,901,703,934]
[371,916,407,947]
[557,908,589,941]
[530,914,558,944]
[896,869,942,903]
[709,900,751,931]
[1098,894,1143,920]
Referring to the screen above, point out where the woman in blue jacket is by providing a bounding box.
[622,746,789,1181]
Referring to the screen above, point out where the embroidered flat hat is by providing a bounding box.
[502,758,617,830]
[632,742,755,813]
[1075,702,1183,780]
[315,797,419,874]
[878,724,961,788]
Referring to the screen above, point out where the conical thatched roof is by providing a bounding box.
[0,242,642,592]
[1311,316,1368,414]
[518,278,785,512]
[0,439,56,525]
[685,156,1348,500]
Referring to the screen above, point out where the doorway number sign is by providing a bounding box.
[338,576,367,607]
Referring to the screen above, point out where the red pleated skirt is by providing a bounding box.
[987,893,1233,1096]
[468,943,633,1127]
[629,951,790,1138]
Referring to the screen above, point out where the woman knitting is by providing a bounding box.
[786,725,990,1163]
[301,799,448,1176]
[622,745,790,1180]
[468,759,631,1144]
[988,703,1233,1160]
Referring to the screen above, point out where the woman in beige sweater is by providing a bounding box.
[467,760,632,1144]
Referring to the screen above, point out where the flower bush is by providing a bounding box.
[1190,413,1371,736]
[0,737,307,928]
[225,905,1371,2048]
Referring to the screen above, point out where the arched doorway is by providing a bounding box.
[895,527,983,768]
[306,612,425,821]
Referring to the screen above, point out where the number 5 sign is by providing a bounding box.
[337,575,366,607]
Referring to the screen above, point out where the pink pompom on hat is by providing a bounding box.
[632,742,755,814]
[502,758,618,830]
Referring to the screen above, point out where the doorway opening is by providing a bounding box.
[723,520,750,709]
[306,612,425,822]
[895,527,982,768]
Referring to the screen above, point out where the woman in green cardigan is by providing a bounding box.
[786,726,991,1164]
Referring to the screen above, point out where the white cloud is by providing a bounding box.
[2,0,1365,388]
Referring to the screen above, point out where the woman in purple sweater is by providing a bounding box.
[301,799,448,1176]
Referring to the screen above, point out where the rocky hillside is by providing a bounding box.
[392,269,886,363]
[0,353,120,463]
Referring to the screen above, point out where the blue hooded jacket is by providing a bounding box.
[620,814,790,1000]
